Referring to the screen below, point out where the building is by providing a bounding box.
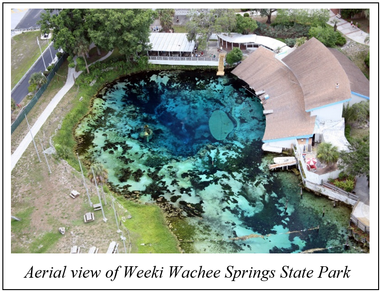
[232,37,368,152]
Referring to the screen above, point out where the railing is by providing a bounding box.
[350,215,370,233]
[148,56,218,62]
[11,54,68,134]
[303,179,358,205]
[323,182,359,201]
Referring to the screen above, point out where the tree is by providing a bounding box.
[275,9,329,26]
[226,47,243,65]
[339,135,369,178]
[87,9,157,61]
[186,9,237,50]
[73,37,90,74]
[330,18,340,31]
[156,9,175,32]
[38,9,90,56]
[309,26,337,47]
[342,101,369,126]
[235,14,258,34]
[255,9,277,24]
[317,142,340,167]
[88,164,109,205]
[28,72,47,92]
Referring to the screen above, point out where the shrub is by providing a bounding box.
[335,32,347,46]
[226,47,243,65]
[285,38,296,47]
[56,52,62,59]
[243,13,250,17]
[309,26,337,47]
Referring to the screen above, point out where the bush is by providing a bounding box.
[335,32,347,46]
[226,47,243,65]
[56,52,62,59]
[309,26,337,47]
[285,38,296,47]
[243,13,250,17]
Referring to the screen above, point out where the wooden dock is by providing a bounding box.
[216,53,226,76]
[269,157,297,170]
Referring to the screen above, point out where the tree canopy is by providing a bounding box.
[226,47,243,65]
[275,9,329,26]
[186,9,237,50]
[235,14,258,34]
[38,9,157,61]
[339,135,369,178]
[317,142,340,166]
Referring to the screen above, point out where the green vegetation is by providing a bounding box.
[317,142,339,166]
[11,31,49,88]
[329,172,356,192]
[11,207,34,234]
[274,9,329,27]
[116,197,180,253]
[29,232,62,253]
[39,9,157,61]
[157,9,175,32]
[226,47,243,65]
[309,26,346,47]
[235,14,258,34]
[28,72,47,92]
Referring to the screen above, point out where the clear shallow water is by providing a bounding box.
[75,70,361,253]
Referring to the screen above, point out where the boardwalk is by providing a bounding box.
[216,53,226,76]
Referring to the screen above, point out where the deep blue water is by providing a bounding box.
[75,70,361,253]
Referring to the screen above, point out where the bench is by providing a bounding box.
[70,246,80,253]
[93,203,102,211]
[106,241,119,254]
[88,246,99,254]
[84,212,95,223]
[70,190,80,199]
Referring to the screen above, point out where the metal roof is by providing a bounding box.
[149,33,195,52]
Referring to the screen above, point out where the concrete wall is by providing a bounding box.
[310,103,344,122]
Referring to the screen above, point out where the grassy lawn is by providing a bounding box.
[11,31,50,88]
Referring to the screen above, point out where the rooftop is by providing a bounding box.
[232,46,315,142]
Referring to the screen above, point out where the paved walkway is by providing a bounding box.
[11,51,113,171]
[327,10,369,45]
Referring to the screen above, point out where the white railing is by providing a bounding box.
[148,56,218,62]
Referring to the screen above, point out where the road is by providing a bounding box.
[11,44,59,104]
[12,9,60,104]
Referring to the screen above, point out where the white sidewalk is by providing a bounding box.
[11,51,113,171]
[327,10,369,45]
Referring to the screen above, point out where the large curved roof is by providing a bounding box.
[282,37,351,111]
[328,47,369,98]
[232,46,315,142]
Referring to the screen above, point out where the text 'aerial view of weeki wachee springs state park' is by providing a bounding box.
[10,7,371,254]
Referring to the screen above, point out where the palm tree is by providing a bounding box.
[73,37,90,74]
[330,18,340,32]
[157,9,175,32]
[88,163,108,204]
[317,142,339,167]
[28,72,47,91]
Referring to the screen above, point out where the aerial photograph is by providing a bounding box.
[10,7,371,255]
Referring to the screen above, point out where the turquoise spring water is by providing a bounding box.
[75,70,362,253]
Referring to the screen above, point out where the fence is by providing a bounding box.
[148,56,218,62]
[11,54,68,134]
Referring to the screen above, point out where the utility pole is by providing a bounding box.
[37,36,47,71]
[24,112,41,162]
[40,140,52,174]
[111,198,121,233]
[77,153,92,207]
[92,166,107,222]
